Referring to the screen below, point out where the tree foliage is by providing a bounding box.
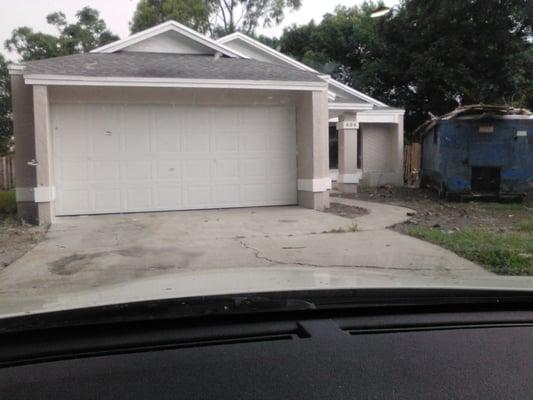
[131,0,212,34]
[280,0,533,135]
[5,7,119,61]
[1,7,118,154]
[0,55,12,155]
[210,0,301,36]
[130,0,301,36]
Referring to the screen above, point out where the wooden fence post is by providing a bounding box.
[403,144,421,186]
[0,155,15,190]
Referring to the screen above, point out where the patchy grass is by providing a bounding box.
[515,219,533,232]
[480,202,533,212]
[323,222,359,234]
[402,225,533,276]
[0,190,16,217]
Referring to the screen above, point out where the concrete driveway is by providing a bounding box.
[0,200,492,315]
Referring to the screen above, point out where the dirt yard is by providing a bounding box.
[0,220,47,270]
[333,186,533,231]
[333,187,533,275]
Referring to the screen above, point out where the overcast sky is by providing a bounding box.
[0,0,398,59]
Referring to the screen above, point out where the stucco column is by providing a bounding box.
[33,85,55,224]
[337,112,360,193]
[395,118,405,184]
[296,90,330,210]
[10,71,38,222]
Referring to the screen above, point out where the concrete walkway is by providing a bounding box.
[0,201,493,316]
[331,196,415,230]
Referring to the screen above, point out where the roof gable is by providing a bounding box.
[91,20,245,58]
[218,32,388,108]
[218,32,317,72]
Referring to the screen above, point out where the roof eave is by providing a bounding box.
[217,33,389,108]
[23,74,327,91]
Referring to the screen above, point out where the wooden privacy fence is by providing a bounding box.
[404,143,421,186]
[0,155,15,190]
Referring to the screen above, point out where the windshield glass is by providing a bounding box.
[0,0,532,318]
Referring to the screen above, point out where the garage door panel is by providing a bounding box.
[214,133,239,152]
[155,132,181,153]
[214,184,241,204]
[55,133,89,157]
[154,186,182,209]
[184,133,210,153]
[92,161,120,181]
[184,159,211,179]
[124,187,153,211]
[185,186,211,206]
[241,108,270,127]
[214,159,239,179]
[270,182,297,202]
[57,160,89,183]
[93,188,122,212]
[242,184,269,202]
[57,188,91,214]
[123,161,153,181]
[211,107,240,127]
[156,160,181,180]
[240,159,267,178]
[53,103,296,215]
[270,157,296,177]
[90,105,122,138]
[91,131,121,155]
[243,133,268,151]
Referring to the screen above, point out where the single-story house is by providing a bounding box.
[417,104,533,199]
[9,20,404,224]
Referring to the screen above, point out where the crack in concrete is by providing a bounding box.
[237,239,432,272]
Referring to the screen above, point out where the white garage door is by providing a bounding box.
[52,103,297,216]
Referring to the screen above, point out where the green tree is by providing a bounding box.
[5,6,119,61]
[210,0,302,36]
[280,0,533,135]
[280,2,383,86]
[371,0,533,132]
[0,55,12,155]
[131,0,212,34]
[130,0,302,37]
[1,7,119,155]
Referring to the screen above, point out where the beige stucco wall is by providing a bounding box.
[123,31,213,54]
[294,90,330,209]
[10,74,38,222]
[360,122,403,186]
[48,86,298,106]
[13,85,330,222]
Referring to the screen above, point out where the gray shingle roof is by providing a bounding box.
[24,52,323,82]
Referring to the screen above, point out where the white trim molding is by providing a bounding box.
[23,74,328,91]
[297,178,331,192]
[16,186,56,203]
[357,110,405,124]
[338,171,363,184]
[329,109,405,125]
[327,79,388,108]
[8,64,26,76]
[15,187,34,202]
[218,32,319,73]
[91,20,245,58]
[329,103,373,111]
